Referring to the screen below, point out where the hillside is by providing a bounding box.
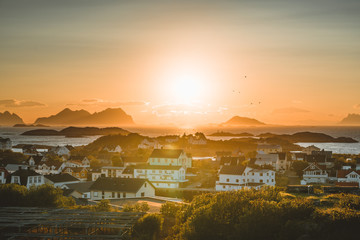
[339,114,360,125]
[22,127,130,137]
[223,116,265,126]
[0,111,24,125]
[34,108,134,126]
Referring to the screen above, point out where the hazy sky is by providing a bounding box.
[1,0,359,126]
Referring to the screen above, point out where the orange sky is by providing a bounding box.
[1,0,360,127]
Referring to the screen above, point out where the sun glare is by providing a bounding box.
[160,58,213,104]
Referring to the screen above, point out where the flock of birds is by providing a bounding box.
[232,75,262,106]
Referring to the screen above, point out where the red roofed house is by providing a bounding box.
[337,168,360,188]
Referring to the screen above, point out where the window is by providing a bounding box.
[272,179,274,182]
[34,177,38,183]
[236,179,239,183]
[145,183,147,187]
[223,185,225,189]
[94,192,98,197]
[123,193,126,198]
[141,192,145,197]
[112,192,115,198]
[260,179,263,183]
[29,177,32,184]
[117,193,120,198]
[260,173,263,176]
[226,178,229,182]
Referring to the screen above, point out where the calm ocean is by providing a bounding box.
[0,126,359,154]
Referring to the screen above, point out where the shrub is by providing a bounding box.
[132,213,163,240]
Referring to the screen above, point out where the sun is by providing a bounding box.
[161,59,212,104]
[170,68,205,104]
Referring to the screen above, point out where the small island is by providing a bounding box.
[208,131,254,137]
[13,124,49,127]
[258,131,358,143]
[21,126,130,137]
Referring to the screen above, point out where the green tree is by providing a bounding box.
[132,214,163,240]
[291,160,309,177]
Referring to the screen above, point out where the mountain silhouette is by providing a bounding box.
[34,108,134,126]
[0,111,24,125]
[223,116,265,126]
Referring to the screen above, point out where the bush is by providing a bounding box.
[132,214,163,240]
[160,202,182,218]
[123,202,149,212]
[94,199,112,212]
[0,184,74,207]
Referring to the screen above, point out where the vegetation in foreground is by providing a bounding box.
[158,188,360,240]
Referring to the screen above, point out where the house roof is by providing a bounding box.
[219,165,246,175]
[65,181,94,193]
[303,163,326,171]
[220,156,245,166]
[89,177,152,193]
[45,173,80,183]
[7,168,40,186]
[68,156,87,161]
[41,160,64,169]
[305,155,326,163]
[337,170,360,178]
[134,164,183,170]
[28,156,44,165]
[121,156,147,163]
[149,149,183,159]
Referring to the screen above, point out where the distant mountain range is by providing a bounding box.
[339,114,360,125]
[0,111,24,125]
[222,116,265,126]
[34,108,134,126]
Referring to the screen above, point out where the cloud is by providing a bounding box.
[353,104,360,109]
[0,99,46,108]
[67,99,147,107]
[272,107,310,114]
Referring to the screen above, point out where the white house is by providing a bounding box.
[301,163,328,184]
[64,181,94,199]
[216,165,275,191]
[133,164,187,189]
[337,169,360,187]
[276,153,290,172]
[0,137,12,150]
[89,177,155,200]
[7,167,45,189]
[255,153,278,169]
[0,167,9,184]
[302,145,321,155]
[49,146,71,156]
[101,166,124,178]
[257,144,282,154]
[148,149,192,169]
[66,156,90,168]
[104,145,122,153]
[138,139,162,149]
[27,155,46,166]
[36,161,66,175]
[187,134,207,145]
